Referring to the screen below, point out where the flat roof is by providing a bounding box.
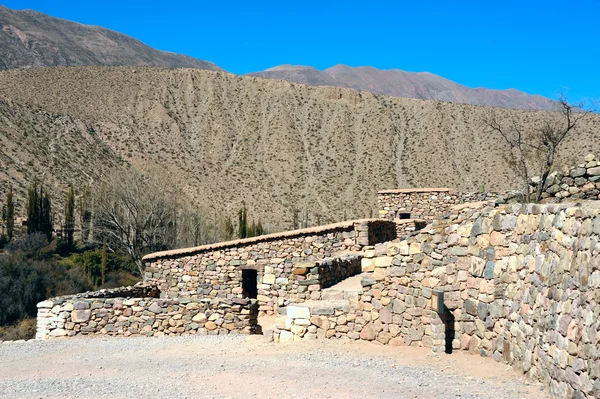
[378,188,456,195]
[143,218,391,261]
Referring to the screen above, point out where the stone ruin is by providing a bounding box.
[37,155,600,399]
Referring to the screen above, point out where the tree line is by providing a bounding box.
[0,166,269,276]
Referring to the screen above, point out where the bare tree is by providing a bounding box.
[485,95,596,202]
[93,167,179,275]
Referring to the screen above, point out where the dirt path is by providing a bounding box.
[0,335,550,399]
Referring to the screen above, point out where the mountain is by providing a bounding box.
[1,66,598,232]
[0,5,221,71]
[248,64,556,110]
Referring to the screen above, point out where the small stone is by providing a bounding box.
[359,323,376,340]
[205,321,217,330]
[148,303,163,314]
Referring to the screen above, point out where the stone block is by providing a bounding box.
[287,306,311,319]
[469,256,485,277]
[360,323,376,340]
[361,258,375,272]
[374,256,393,267]
[279,330,293,342]
[71,310,91,323]
[262,274,276,285]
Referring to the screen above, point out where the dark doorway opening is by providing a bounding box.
[398,212,411,219]
[242,269,258,299]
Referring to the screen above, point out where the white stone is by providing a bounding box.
[262,274,276,285]
[287,305,310,319]
[279,330,293,342]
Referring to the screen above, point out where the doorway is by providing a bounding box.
[241,269,258,299]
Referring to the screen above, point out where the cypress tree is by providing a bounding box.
[27,181,52,240]
[238,203,248,239]
[78,185,92,243]
[101,241,107,287]
[64,186,75,248]
[6,185,14,240]
[224,216,234,240]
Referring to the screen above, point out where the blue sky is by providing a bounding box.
[3,0,599,102]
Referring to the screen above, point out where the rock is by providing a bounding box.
[310,316,329,330]
[73,301,90,310]
[571,167,587,178]
[379,307,392,324]
[279,330,293,342]
[374,256,393,267]
[465,299,478,316]
[287,305,310,319]
[48,329,67,337]
[359,323,376,340]
[71,310,91,323]
[192,313,207,323]
[588,166,600,176]
[361,258,375,272]
[392,299,406,314]
[37,300,54,308]
[262,274,276,284]
[469,256,485,277]
[584,154,596,162]
[204,321,217,330]
[361,276,376,287]
[148,303,163,314]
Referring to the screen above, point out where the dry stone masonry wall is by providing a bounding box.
[36,285,258,339]
[377,188,505,222]
[281,201,600,399]
[142,219,395,315]
[535,154,600,202]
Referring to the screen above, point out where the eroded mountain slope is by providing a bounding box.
[0,66,598,230]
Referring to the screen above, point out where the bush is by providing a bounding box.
[0,254,50,325]
[5,233,49,257]
[0,318,36,341]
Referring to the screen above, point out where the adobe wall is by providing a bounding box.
[36,285,258,339]
[142,219,395,315]
[275,202,600,399]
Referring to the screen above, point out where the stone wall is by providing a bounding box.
[535,154,600,202]
[36,285,258,339]
[377,188,501,222]
[142,219,395,315]
[283,201,600,398]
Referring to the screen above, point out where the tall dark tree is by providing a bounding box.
[238,203,248,239]
[6,185,14,240]
[27,181,52,240]
[224,216,234,240]
[64,186,75,248]
[101,241,107,287]
[78,185,92,243]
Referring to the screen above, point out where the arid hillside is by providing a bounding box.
[0,66,598,230]
[0,5,221,71]
[248,64,557,110]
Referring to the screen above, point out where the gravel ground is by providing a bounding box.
[0,335,551,399]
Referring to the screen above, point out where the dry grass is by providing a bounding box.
[0,317,36,341]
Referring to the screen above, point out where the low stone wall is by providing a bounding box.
[142,219,395,315]
[36,286,258,340]
[535,153,600,202]
[377,188,500,222]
